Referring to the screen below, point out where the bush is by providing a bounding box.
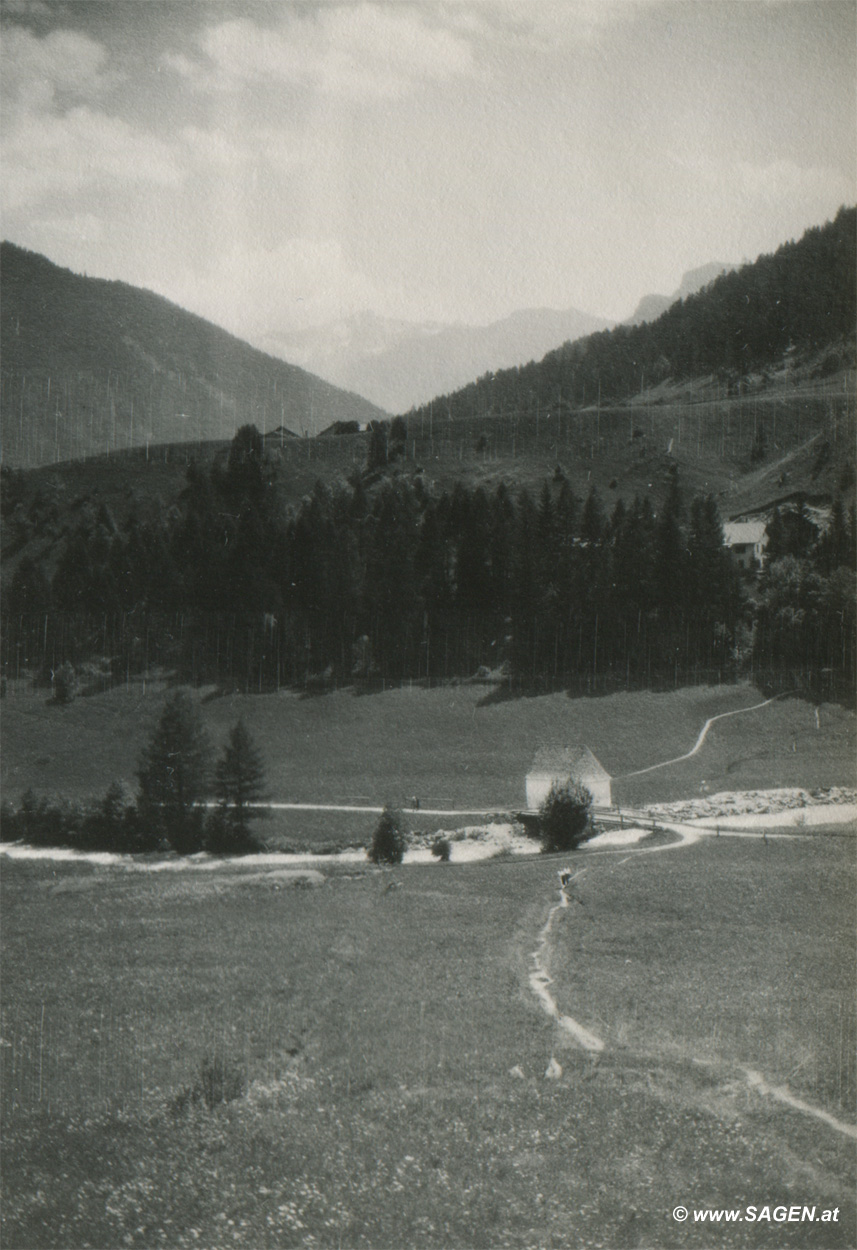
[171,1053,246,1115]
[199,1053,246,1109]
[6,784,160,853]
[52,661,78,705]
[14,789,82,847]
[431,836,451,862]
[539,781,594,853]
[80,782,160,853]
[368,806,406,865]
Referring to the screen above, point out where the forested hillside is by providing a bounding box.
[0,244,386,469]
[407,207,856,422]
[3,423,854,701]
[2,210,855,704]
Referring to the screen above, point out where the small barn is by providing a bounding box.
[526,746,612,810]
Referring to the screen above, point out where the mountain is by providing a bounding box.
[407,207,856,425]
[264,306,613,413]
[0,243,386,469]
[259,311,448,380]
[625,261,737,325]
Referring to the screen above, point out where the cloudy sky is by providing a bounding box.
[2,0,854,346]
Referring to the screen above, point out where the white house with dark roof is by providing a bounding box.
[526,746,612,809]
[723,520,768,572]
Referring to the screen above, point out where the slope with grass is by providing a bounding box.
[547,836,857,1123]
[2,679,854,849]
[1,837,854,1248]
[4,371,853,571]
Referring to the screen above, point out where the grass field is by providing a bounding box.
[2,679,854,849]
[551,837,857,1118]
[2,834,855,1249]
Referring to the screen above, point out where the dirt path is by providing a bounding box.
[528,873,604,1053]
[527,828,857,1143]
[618,693,787,779]
[262,803,497,817]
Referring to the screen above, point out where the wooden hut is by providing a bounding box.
[526,745,612,809]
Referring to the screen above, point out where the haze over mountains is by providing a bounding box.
[263,264,735,413]
[1,212,852,472]
[264,306,612,414]
[0,244,386,470]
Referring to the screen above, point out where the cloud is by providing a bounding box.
[166,236,398,337]
[0,25,114,109]
[27,211,105,246]
[1,24,185,213]
[0,0,58,25]
[165,4,475,99]
[2,106,183,210]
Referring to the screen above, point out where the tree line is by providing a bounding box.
[0,693,268,855]
[4,423,854,699]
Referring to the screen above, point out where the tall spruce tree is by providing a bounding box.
[137,690,211,853]
[212,719,268,852]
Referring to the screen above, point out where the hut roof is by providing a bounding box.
[528,745,611,780]
[723,521,767,546]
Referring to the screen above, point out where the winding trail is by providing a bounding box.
[528,872,604,1053]
[527,824,857,1143]
[741,1068,857,1141]
[618,693,788,779]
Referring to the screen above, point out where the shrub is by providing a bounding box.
[199,1054,246,1109]
[15,789,83,847]
[81,782,160,853]
[431,836,451,862]
[368,806,406,865]
[171,1053,246,1115]
[0,800,15,841]
[539,780,594,853]
[52,661,78,705]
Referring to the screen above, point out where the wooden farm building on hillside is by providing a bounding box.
[526,746,612,809]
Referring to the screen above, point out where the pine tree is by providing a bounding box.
[580,487,605,545]
[212,719,268,852]
[226,424,265,501]
[654,472,686,614]
[137,690,211,852]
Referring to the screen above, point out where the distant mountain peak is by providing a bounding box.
[625,261,736,325]
[264,305,613,413]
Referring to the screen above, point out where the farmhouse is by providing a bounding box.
[723,520,768,572]
[526,746,612,809]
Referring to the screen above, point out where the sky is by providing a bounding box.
[1,0,855,348]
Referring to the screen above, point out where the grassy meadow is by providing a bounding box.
[3,679,855,843]
[2,833,855,1250]
[551,837,857,1118]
